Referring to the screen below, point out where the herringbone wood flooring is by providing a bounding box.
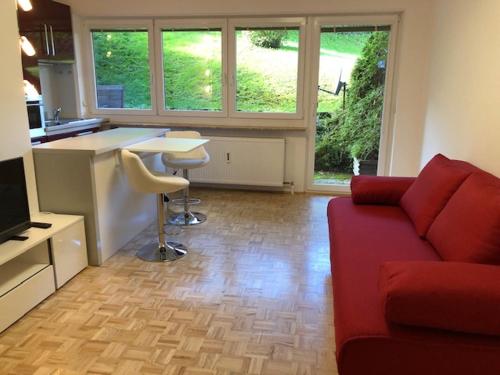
[0,189,337,375]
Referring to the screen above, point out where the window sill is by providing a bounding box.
[107,120,307,131]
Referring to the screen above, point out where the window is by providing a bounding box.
[161,28,223,112]
[234,26,301,114]
[88,21,155,112]
[85,18,305,122]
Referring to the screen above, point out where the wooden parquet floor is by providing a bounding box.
[0,189,337,375]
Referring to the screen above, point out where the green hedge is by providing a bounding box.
[315,32,389,172]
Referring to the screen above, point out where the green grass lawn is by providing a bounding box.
[286,32,369,56]
[163,31,223,111]
[314,171,353,185]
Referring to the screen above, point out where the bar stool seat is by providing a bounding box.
[121,149,189,262]
[161,131,210,226]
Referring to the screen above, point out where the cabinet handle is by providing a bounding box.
[49,25,55,56]
[44,24,50,55]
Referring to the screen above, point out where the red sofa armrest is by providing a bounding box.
[379,261,500,336]
[351,176,416,205]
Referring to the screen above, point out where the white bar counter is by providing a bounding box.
[124,137,209,153]
[33,127,167,155]
[33,127,169,265]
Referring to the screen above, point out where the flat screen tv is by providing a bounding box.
[0,157,31,244]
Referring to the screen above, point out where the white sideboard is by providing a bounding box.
[0,213,87,332]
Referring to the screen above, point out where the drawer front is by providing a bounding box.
[0,266,55,333]
[51,220,88,288]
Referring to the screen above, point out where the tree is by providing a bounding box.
[342,32,389,160]
[315,31,389,172]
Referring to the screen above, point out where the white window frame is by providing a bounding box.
[154,18,227,118]
[83,19,157,116]
[228,17,306,120]
[305,14,400,194]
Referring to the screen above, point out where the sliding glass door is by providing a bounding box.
[307,16,398,192]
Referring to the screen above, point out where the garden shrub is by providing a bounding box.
[315,111,353,172]
[249,30,288,49]
[342,32,389,160]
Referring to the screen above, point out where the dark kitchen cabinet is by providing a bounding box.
[46,126,101,142]
[18,0,74,92]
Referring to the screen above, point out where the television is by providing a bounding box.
[0,157,31,244]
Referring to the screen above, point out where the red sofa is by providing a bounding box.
[327,154,500,375]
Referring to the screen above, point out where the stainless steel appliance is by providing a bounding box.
[26,98,45,130]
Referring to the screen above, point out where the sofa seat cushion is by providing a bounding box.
[380,261,500,336]
[328,197,500,375]
[427,173,500,264]
[400,154,475,237]
[327,198,439,349]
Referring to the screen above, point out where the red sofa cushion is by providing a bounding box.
[427,173,500,264]
[400,154,474,237]
[380,261,500,336]
[351,176,416,205]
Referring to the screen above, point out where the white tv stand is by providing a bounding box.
[0,213,87,332]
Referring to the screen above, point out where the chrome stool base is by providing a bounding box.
[168,211,207,226]
[136,241,187,262]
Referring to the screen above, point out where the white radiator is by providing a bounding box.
[189,136,285,187]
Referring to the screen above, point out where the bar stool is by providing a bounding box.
[161,131,210,226]
[121,150,189,262]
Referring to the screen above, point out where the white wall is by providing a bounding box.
[63,0,434,184]
[420,0,500,176]
[0,0,39,214]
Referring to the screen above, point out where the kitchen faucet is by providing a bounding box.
[53,107,62,123]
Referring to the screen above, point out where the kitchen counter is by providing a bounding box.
[33,127,168,155]
[33,126,169,265]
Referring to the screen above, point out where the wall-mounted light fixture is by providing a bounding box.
[17,0,33,11]
[23,80,39,99]
[20,36,36,56]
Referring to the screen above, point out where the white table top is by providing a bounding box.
[123,137,209,153]
[33,128,168,156]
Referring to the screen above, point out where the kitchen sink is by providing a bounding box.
[44,118,83,127]
[43,118,103,133]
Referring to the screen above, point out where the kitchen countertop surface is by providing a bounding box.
[32,127,169,156]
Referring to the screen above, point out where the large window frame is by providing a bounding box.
[154,19,227,118]
[83,17,307,123]
[84,19,157,116]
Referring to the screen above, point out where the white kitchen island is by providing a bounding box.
[33,127,169,265]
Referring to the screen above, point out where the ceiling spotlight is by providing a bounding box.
[23,80,39,99]
[20,36,36,56]
[17,0,33,11]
